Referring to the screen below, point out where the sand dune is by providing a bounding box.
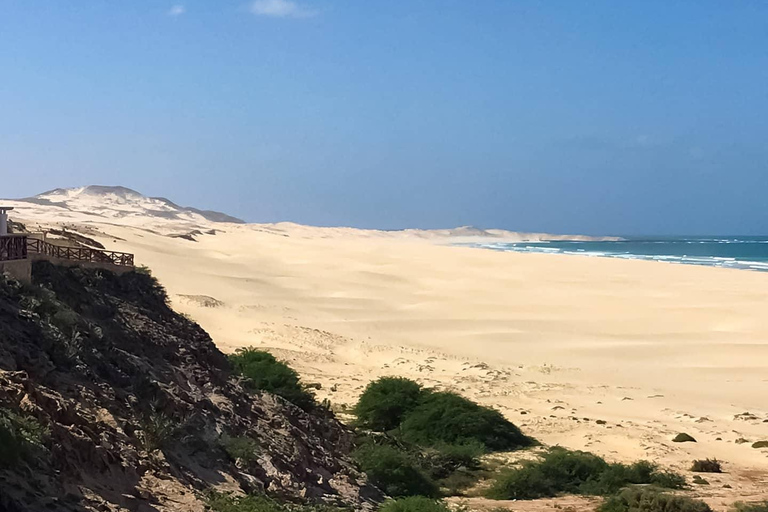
[5,193,768,509]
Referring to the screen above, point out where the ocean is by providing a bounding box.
[467,236,768,272]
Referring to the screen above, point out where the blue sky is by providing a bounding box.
[1,1,766,234]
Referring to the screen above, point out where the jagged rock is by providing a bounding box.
[0,261,382,511]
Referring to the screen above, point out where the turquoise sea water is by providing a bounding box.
[467,236,768,272]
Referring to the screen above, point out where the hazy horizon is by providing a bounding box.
[2,1,767,235]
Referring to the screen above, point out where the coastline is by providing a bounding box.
[459,236,768,273]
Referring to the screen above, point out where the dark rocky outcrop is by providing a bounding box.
[7,219,26,234]
[0,262,380,511]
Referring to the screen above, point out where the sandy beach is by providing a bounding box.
[6,198,768,509]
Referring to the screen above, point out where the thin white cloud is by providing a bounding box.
[250,0,317,18]
[167,4,186,17]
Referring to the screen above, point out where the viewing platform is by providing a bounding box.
[0,233,135,283]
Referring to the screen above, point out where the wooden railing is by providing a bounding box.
[26,238,135,267]
[0,235,28,261]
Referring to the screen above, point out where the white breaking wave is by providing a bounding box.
[461,240,768,273]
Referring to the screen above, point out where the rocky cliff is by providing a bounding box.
[0,262,380,511]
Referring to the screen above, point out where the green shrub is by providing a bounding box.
[486,463,554,500]
[599,487,712,512]
[352,444,439,498]
[649,470,686,489]
[672,433,696,443]
[733,503,768,512]
[400,391,532,451]
[140,412,178,452]
[207,492,344,512]
[353,433,484,496]
[691,458,722,473]
[437,468,482,496]
[353,378,532,452]
[134,265,153,276]
[354,377,425,431]
[208,493,285,512]
[229,348,315,411]
[581,460,668,495]
[378,497,453,512]
[486,448,685,500]
[0,409,48,466]
[221,434,261,464]
[422,441,484,478]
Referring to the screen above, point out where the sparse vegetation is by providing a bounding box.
[229,348,316,411]
[140,412,178,452]
[598,488,713,512]
[486,447,685,500]
[649,470,686,489]
[672,433,697,443]
[732,503,768,512]
[207,492,345,512]
[221,434,261,464]
[377,497,454,512]
[0,409,48,466]
[691,458,722,473]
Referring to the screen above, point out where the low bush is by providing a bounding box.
[672,433,697,443]
[354,377,425,431]
[221,434,261,464]
[353,378,533,452]
[581,460,672,495]
[733,503,768,512]
[486,448,685,500]
[377,497,453,512]
[438,442,484,466]
[229,348,315,411]
[486,462,555,500]
[140,412,178,452]
[400,391,532,451]
[649,470,687,489]
[352,444,439,498]
[421,441,484,478]
[426,443,487,495]
[353,432,484,497]
[208,493,284,512]
[691,458,722,473]
[207,492,343,512]
[437,468,482,496]
[0,409,48,466]
[599,487,712,512]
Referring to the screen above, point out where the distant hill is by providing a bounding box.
[16,185,245,224]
